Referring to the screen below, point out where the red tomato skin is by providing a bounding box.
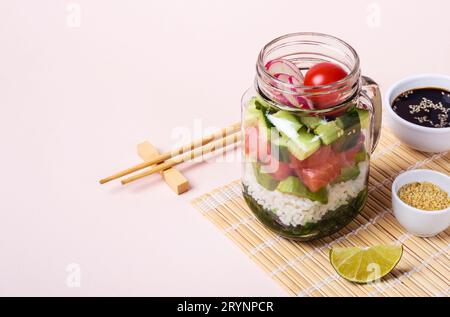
[304,62,348,86]
[304,62,348,109]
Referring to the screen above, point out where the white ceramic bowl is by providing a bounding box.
[392,169,450,237]
[384,74,450,153]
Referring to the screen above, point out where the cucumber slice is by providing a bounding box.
[258,114,273,141]
[252,163,279,191]
[267,111,303,140]
[254,95,272,110]
[245,97,261,126]
[284,127,321,161]
[357,109,370,129]
[247,102,273,141]
[314,121,344,145]
[300,116,325,129]
[277,176,328,204]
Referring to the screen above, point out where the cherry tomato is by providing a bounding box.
[304,62,348,109]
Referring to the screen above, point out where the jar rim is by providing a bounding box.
[257,32,361,91]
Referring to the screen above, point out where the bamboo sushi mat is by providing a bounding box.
[191,128,450,297]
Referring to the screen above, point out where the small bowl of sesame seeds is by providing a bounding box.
[385,74,450,153]
[392,169,450,237]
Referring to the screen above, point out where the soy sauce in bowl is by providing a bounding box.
[392,87,450,128]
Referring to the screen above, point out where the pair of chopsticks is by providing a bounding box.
[99,122,241,185]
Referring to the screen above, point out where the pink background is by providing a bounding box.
[0,0,449,296]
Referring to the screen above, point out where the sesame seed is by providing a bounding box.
[398,182,450,211]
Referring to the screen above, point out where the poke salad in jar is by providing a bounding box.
[241,33,381,241]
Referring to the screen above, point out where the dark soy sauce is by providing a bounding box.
[392,87,450,128]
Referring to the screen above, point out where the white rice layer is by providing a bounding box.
[243,161,368,227]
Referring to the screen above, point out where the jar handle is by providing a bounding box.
[361,76,382,153]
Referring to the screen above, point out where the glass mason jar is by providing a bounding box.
[241,33,382,241]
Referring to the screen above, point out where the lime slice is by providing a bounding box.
[330,245,403,284]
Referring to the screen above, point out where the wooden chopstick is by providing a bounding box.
[121,131,241,185]
[99,122,241,184]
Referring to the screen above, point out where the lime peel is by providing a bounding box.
[329,245,403,284]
